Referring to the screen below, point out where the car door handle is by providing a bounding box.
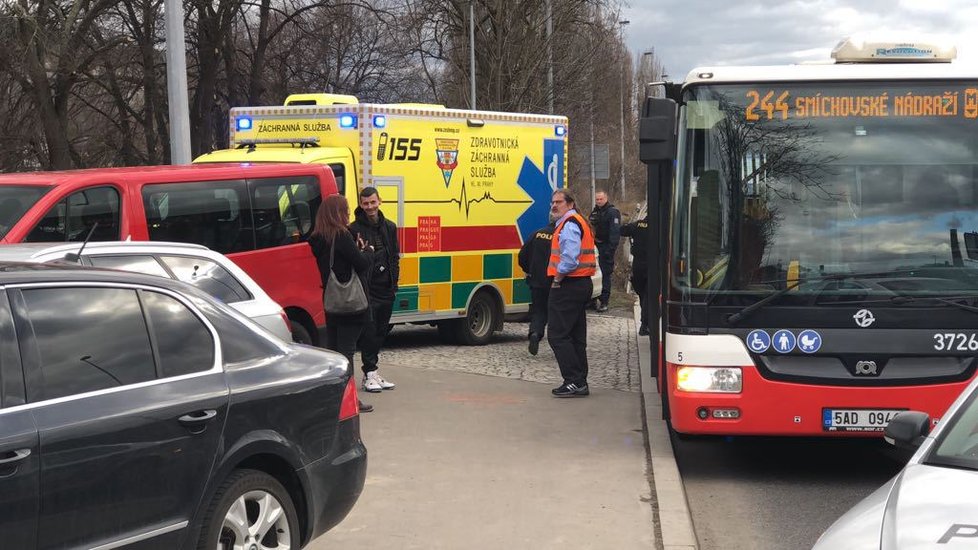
[0,449,31,465]
[178,410,218,426]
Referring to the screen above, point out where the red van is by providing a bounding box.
[0,163,338,344]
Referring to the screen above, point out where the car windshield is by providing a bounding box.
[0,185,52,239]
[927,388,978,471]
[672,81,978,304]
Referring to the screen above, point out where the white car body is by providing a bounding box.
[591,264,603,300]
[0,241,292,341]
[814,370,978,550]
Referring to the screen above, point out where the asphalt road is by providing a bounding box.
[673,433,913,550]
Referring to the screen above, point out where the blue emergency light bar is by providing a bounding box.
[373,115,387,128]
[236,116,253,131]
[339,114,358,128]
[555,125,567,137]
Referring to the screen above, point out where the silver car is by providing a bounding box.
[814,376,978,549]
[0,241,292,340]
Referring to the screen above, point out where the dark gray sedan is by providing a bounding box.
[0,262,366,549]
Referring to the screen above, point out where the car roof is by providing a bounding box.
[0,240,215,257]
[0,241,280,304]
[0,260,199,290]
[0,241,214,262]
[0,162,328,187]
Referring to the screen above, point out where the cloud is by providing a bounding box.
[625,0,978,78]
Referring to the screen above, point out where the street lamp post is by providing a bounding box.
[546,0,554,114]
[618,20,630,200]
[164,0,191,164]
[469,2,477,110]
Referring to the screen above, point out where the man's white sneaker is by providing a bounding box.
[370,371,396,390]
[363,374,383,393]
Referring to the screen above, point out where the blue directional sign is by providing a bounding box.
[797,329,822,353]
[772,330,796,353]
[745,330,771,353]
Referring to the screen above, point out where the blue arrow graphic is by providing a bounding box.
[516,139,564,243]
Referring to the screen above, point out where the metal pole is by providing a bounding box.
[546,0,553,114]
[589,90,596,208]
[164,0,192,164]
[618,20,630,199]
[469,1,477,110]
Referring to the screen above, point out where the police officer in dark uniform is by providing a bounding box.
[588,190,620,312]
[621,215,649,335]
[518,220,555,355]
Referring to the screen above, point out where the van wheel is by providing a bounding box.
[454,290,497,345]
[196,469,300,550]
[291,323,313,346]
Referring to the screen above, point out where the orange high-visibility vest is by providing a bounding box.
[547,212,597,278]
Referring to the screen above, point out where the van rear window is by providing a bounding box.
[143,180,253,254]
[143,176,321,254]
[0,186,52,239]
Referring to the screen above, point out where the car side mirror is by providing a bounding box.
[884,411,931,450]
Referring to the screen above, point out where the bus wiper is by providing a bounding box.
[725,270,915,325]
[889,294,978,314]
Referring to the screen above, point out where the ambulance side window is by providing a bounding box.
[248,176,321,249]
[25,186,120,243]
[328,163,345,195]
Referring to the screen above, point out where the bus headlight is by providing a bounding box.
[676,367,742,393]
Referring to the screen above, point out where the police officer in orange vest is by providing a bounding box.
[547,189,597,397]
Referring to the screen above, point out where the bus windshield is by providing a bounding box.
[673,81,978,303]
[0,185,52,240]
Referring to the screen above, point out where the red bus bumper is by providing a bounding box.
[667,362,969,436]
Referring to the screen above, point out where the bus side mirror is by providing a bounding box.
[884,411,931,450]
[639,97,678,164]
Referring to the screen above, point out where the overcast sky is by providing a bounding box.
[622,0,978,79]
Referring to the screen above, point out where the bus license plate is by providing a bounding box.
[823,409,904,432]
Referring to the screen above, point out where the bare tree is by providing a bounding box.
[3,0,122,169]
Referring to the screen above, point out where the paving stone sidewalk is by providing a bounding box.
[378,309,640,392]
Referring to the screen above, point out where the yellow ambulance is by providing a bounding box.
[195,94,568,344]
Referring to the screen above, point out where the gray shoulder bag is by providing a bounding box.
[323,236,369,315]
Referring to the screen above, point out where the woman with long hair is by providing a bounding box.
[309,194,375,412]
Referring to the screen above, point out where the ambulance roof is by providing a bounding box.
[194,147,342,165]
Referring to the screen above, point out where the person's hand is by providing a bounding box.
[356,234,373,251]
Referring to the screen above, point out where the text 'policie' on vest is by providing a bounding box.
[547,213,597,278]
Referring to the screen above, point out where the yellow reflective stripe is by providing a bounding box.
[579,248,596,254]
[577,262,597,268]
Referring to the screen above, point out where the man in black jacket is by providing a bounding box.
[620,215,649,335]
[517,220,555,355]
[350,187,400,393]
[588,190,620,312]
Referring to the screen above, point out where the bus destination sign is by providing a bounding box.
[745,88,978,121]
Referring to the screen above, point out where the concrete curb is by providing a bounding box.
[636,305,698,550]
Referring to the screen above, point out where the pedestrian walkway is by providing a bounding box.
[312,314,653,549]
[377,313,640,393]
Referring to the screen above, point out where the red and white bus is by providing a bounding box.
[640,37,978,436]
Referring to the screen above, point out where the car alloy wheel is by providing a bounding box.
[219,490,292,550]
[199,469,299,550]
